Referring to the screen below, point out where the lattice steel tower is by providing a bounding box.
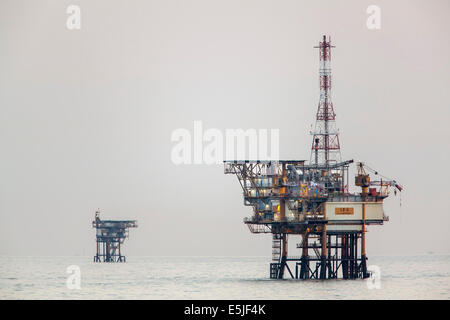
[311,35,341,166]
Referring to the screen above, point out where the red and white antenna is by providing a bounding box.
[310,35,341,166]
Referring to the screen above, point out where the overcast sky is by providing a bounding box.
[1,0,449,257]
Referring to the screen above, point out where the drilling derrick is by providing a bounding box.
[92,210,137,262]
[224,35,403,280]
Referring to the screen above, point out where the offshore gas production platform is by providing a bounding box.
[92,210,137,262]
[224,35,403,280]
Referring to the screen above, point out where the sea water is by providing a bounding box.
[0,255,449,299]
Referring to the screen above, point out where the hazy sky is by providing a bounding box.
[1,0,449,257]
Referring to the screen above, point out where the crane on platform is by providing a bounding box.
[355,162,403,196]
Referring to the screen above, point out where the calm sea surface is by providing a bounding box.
[0,255,449,299]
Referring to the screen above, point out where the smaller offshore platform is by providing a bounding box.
[224,35,403,280]
[92,210,137,262]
